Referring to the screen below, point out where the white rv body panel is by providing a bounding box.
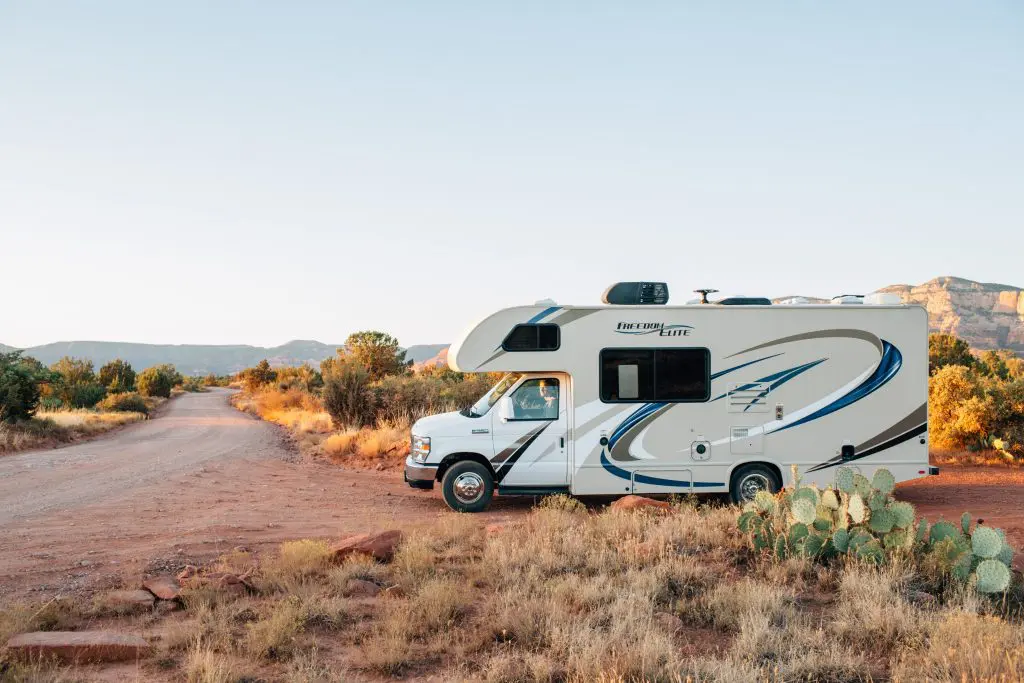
[417,303,929,497]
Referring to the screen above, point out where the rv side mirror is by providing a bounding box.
[498,397,513,422]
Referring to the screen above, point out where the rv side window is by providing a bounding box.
[600,348,709,402]
[502,324,560,352]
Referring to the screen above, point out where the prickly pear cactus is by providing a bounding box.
[848,494,867,524]
[971,526,1003,559]
[929,520,960,544]
[791,499,816,525]
[871,468,895,495]
[869,508,895,534]
[836,467,855,494]
[821,489,840,510]
[754,491,777,513]
[891,501,915,529]
[833,528,850,552]
[916,519,929,544]
[792,487,820,507]
[853,473,872,498]
[961,512,971,535]
[975,559,1011,593]
[856,539,884,564]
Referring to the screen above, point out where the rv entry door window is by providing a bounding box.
[509,378,560,420]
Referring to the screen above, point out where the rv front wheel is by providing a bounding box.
[730,464,780,505]
[441,460,494,513]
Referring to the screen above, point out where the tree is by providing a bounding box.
[928,334,974,374]
[49,356,106,408]
[928,364,988,449]
[137,366,174,398]
[322,355,374,428]
[978,350,1011,381]
[344,331,409,381]
[240,360,277,392]
[98,359,136,393]
[153,364,184,387]
[0,352,54,422]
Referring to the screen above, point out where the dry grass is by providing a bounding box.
[7,499,1024,681]
[234,386,410,468]
[0,409,146,455]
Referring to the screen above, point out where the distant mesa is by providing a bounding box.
[3,277,1020,372]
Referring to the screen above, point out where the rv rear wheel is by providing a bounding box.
[441,460,494,513]
[730,464,781,505]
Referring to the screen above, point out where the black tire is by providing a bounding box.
[441,460,494,513]
[730,464,781,505]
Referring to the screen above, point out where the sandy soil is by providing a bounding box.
[1,389,1021,602]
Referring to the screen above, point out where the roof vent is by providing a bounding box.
[831,294,864,305]
[718,296,772,306]
[602,282,669,305]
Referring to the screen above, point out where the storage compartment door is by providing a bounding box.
[631,469,693,494]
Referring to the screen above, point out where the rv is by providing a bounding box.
[404,282,936,512]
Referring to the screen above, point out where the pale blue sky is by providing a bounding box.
[2,2,1022,348]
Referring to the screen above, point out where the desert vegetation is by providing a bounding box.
[0,351,196,455]
[232,331,497,469]
[2,485,1021,681]
[928,333,1024,464]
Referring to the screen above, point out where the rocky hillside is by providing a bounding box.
[879,277,1024,353]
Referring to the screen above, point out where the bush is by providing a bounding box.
[98,359,136,393]
[240,359,277,392]
[49,356,106,408]
[97,392,149,415]
[137,366,175,398]
[322,356,374,429]
[0,352,53,422]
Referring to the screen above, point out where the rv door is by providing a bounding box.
[490,374,569,487]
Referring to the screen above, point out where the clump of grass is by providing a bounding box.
[893,611,1024,681]
[184,639,238,683]
[258,540,332,591]
[243,597,305,660]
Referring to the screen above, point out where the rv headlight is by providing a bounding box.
[411,435,431,463]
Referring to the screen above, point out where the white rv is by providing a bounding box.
[404,282,936,512]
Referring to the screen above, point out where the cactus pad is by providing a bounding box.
[916,519,929,544]
[791,499,816,525]
[821,489,840,510]
[754,491,777,513]
[974,559,1011,593]
[833,528,850,552]
[869,508,895,534]
[961,512,971,535]
[836,467,855,493]
[883,529,911,551]
[849,530,873,550]
[869,492,888,512]
[890,501,915,529]
[871,468,896,495]
[853,473,872,497]
[848,494,867,524]
[804,533,827,557]
[774,533,788,558]
[929,520,960,544]
[997,543,1014,567]
[792,487,820,507]
[856,539,884,564]
[971,526,1003,559]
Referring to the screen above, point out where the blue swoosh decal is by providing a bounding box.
[769,341,902,434]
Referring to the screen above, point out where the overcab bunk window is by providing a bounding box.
[501,324,560,352]
[600,348,710,402]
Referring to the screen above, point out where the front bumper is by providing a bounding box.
[404,456,438,490]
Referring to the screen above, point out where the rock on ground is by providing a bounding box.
[331,530,403,562]
[5,631,150,663]
[610,495,672,512]
[344,579,382,597]
[143,575,181,600]
[100,590,155,612]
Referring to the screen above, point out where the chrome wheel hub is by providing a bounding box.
[452,472,485,504]
[739,474,770,502]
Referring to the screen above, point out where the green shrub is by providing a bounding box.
[49,356,106,408]
[322,356,374,429]
[240,359,277,392]
[0,352,54,422]
[137,366,175,398]
[98,359,136,393]
[97,392,149,415]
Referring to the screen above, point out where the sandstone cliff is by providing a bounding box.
[879,277,1024,353]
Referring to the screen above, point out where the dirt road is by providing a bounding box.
[1,389,1023,602]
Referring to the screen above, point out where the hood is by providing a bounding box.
[411,411,477,437]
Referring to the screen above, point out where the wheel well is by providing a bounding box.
[729,461,784,489]
[436,453,495,482]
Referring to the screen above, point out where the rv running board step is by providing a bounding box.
[497,485,570,496]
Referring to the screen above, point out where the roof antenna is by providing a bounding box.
[694,288,718,304]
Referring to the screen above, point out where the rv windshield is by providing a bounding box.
[463,373,523,418]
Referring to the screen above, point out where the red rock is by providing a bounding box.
[143,576,180,601]
[6,631,150,663]
[176,565,199,583]
[344,579,382,597]
[609,495,672,512]
[100,590,154,612]
[330,530,403,563]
